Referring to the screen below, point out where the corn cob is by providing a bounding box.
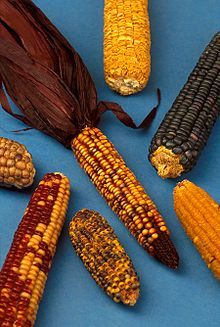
[72,127,179,269]
[69,209,140,305]
[104,0,151,95]
[174,180,220,279]
[149,32,220,178]
[0,137,35,188]
[0,173,70,326]
[0,2,177,269]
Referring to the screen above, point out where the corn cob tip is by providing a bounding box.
[153,233,179,269]
[175,179,190,190]
[120,287,140,306]
[105,77,148,96]
[150,146,184,178]
[53,172,68,178]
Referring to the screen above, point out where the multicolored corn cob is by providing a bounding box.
[0,173,70,326]
[0,1,177,270]
[174,180,220,279]
[69,209,140,305]
[72,127,179,269]
[0,137,35,188]
[104,0,151,95]
[149,32,220,178]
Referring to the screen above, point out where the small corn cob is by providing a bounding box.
[174,180,220,279]
[149,32,220,178]
[69,209,140,305]
[0,137,35,188]
[104,0,151,95]
[72,127,179,269]
[0,173,70,326]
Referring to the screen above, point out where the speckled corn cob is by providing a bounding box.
[72,127,179,269]
[0,173,70,326]
[174,180,220,279]
[69,209,140,305]
[149,32,220,178]
[0,137,35,188]
[104,0,151,95]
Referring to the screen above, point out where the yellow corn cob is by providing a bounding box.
[0,173,70,326]
[69,209,140,305]
[104,0,151,95]
[174,180,220,279]
[72,127,179,269]
[0,137,35,189]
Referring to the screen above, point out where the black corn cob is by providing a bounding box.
[69,209,140,306]
[149,32,220,178]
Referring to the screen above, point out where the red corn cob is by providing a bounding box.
[0,173,70,326]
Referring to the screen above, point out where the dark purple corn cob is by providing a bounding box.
[149,32,220,178]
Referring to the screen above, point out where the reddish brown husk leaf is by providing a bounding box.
[0,0,159,146]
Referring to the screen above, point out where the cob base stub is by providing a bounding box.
[72,127,179,269]
[0,137,36,188]
[69,209,140,305]
[0,173,70,326]
[149,32,220,178]
[174,180,220,279]
[150,146,184,178]
[104,0,151,95]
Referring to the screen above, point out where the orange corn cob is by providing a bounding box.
[72,127,179,269]
[104,0,151,95]
[0,173,70,326]
[174,180,220,279]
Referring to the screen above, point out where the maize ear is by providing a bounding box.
[0,173,70,326]
[174,180,220,279]
[69,209,140,305]
[72,127,179,269]
[0,137,35,188]
[104,0,151,95]
[149,32,220,178]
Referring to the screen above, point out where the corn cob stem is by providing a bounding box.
[72,127,179,269]
[104,0,151,95]
[69,209,140,305]
[0,173,70,326]
[149,32,220,178]
[0,137,35,188]
[174,180,220,279]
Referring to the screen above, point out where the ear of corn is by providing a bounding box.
[69,209,140,305]
[0,173,70,326]
[0,137,35,188]
[104,0,151,95]
[174,180,220,279]
[72,127,179,269]
[149,32,220,178]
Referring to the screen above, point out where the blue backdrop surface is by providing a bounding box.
[0,1,220,326]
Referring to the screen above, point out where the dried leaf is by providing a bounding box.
[0,0,158,146]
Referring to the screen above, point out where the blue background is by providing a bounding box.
[0,1,220,326]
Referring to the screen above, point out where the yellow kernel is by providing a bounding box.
[149,228,156,234]
[152,233,159,239]
[21,292,31,299]
[145,222,152,229]
[160,226,167,232]
[142,229,148,236]
[37,201,46,206]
